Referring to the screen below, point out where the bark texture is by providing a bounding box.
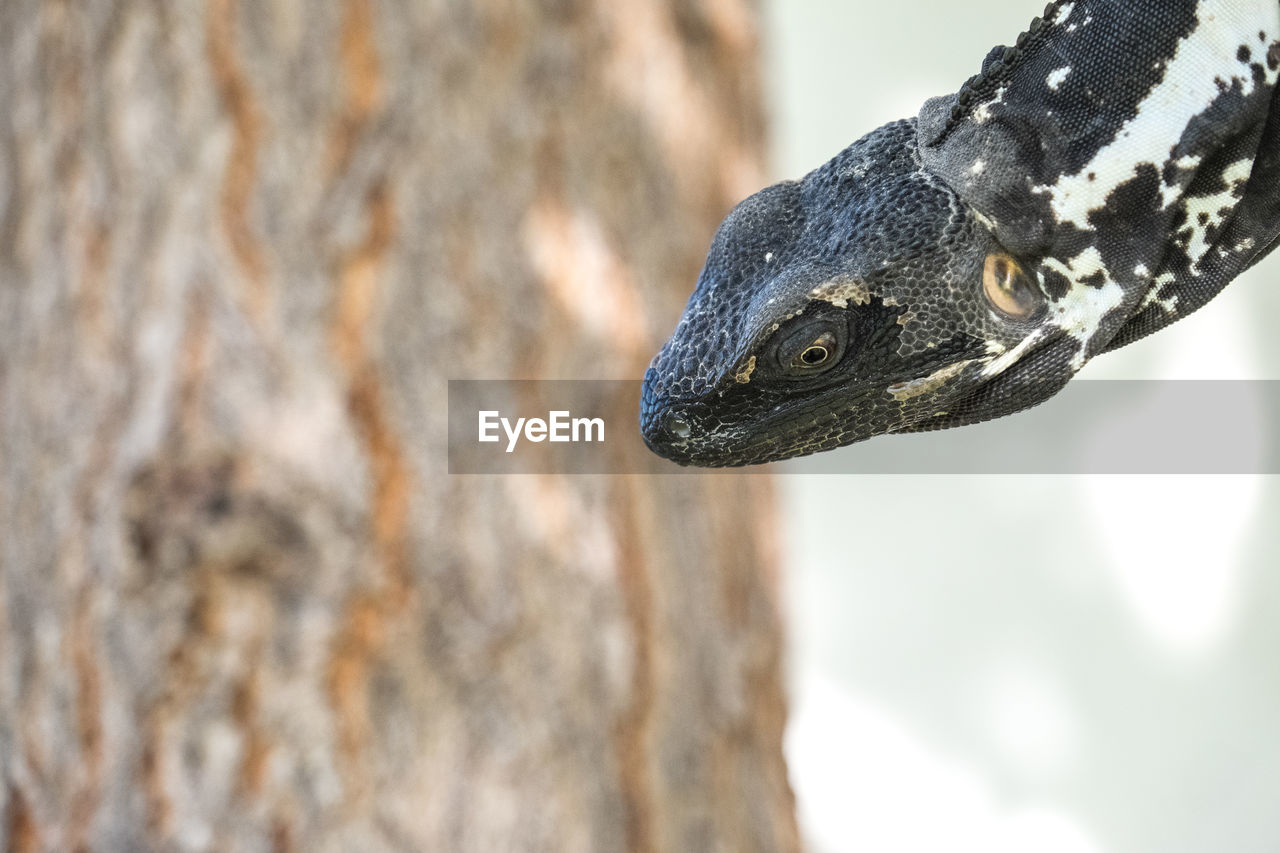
[0,1,798,850]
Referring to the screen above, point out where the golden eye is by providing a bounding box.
[791,332,837,369]
[982,252,1043,319]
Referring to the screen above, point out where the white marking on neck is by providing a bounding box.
[972,86,1008,124]
[980,329,1048,378]
[1036,0,1280,229]
[1040,246,1128,367]
[1181,157,1254,270]
[1158,154,1204,207]
[1141,272,1180,313]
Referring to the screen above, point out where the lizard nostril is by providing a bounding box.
[666,414,692,439]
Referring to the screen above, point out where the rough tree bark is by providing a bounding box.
[0,1,798,851]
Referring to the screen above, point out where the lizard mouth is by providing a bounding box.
[640,348,1055,467]
[639,326,1073,467]
[640,380,908,467]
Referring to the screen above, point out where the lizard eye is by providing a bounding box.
[771,319,846,377]
[983,252,1043,319]
[788,331,839,371]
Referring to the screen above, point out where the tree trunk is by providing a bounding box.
[0,1,798,851]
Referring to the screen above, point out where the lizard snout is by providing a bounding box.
[640,370,702,463]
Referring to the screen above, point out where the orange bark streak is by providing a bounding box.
[207,0,269,319]
[323,0,408,806]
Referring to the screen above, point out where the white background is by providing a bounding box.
[763,2,1280,851]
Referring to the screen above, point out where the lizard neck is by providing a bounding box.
[918,0,1280,359]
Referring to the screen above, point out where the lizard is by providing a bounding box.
[640,0,1280,467]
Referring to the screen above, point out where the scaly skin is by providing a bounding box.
[641,0,1280,466]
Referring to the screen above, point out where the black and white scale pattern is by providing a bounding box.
[642,0,1280,466]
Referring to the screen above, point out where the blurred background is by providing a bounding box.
[5,2,1277,850]
[767,3,1280,852]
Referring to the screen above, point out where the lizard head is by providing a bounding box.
[640,119,1082,467]
[641,2,1280,467]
